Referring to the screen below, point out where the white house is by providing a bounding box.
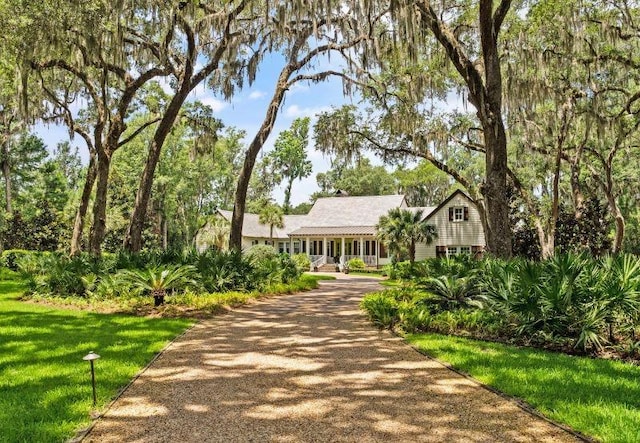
[202,190,485,269]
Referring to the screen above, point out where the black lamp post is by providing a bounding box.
[83,351,101,406]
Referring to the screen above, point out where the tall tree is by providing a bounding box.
[228,2,381,250]
[0,132,47,214]
[266,117,312,214]
[379,0,514,257]
[123,1,251,252]
[24,1,175,255]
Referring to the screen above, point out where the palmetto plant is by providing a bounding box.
[120,265,198,306]
[596,254,640,343]
[377,208,437,263]
[419,273,483,311]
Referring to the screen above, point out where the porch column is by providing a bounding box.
[290,238,293,255]
[359,236,364,261]
[306,237,310,255]
[341,237,345,261]
[323,236,328,261]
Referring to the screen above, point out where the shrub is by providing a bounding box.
[291,253,311,272]
[360,292,399,329]
[347,257,366,271]
[1,249,34,271]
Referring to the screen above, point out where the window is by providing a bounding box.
[449,206,469,222]
[448,246,471,256]
[379,242,388,258]
[293,241,300,254]
[251,240,259,246]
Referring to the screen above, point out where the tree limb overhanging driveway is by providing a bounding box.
[86,276,579,442]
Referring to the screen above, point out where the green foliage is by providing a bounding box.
[1,249,32,271]
[291,253,311,272]
[362,254,640,356]
[376,207,437,263]
[266,117,313,213]
[120,265,198,305]
[360,292,399,329]
[16,247,305,303]
[347,257,366,270]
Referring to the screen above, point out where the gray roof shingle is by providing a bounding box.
[304,194,407,227]
[218,210,307,239]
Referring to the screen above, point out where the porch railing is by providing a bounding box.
[342,255,377,267]
[309,255,325,270]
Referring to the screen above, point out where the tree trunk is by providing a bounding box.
[478,0,512,259]
[124,93,189,252]
[409,239,416,263]
[284,179,293,214]
[70,154,97,256]
[1,143,12,214]
[482,118,512,258]
[607,193,625,254]
[161,214,168,250]
[230,70,292,250]
[89,152,111,256]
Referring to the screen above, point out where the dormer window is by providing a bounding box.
[449,206,469,222]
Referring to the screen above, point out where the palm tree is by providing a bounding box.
[259,204,285,244]
[377,208,438,263]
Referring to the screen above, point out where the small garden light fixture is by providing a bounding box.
[83,351,101,406]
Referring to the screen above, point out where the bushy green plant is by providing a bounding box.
[291,253,311,272]
[1,249,34,271]
[347,257,366,271]
[360,292,399,329]
[278,254,301,283]
[363,253,640,355]
[119,265,199,306]
[418,274,482,311]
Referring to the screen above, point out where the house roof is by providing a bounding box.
[408,206,437,218]
[422,189,474,222]
[289,226,377,237]
[217,210,307,240]
[303,194,407,228]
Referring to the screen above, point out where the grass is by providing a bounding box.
[407,333,640,443]
[0,275,193,442]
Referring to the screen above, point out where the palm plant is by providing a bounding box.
[377,208,437,263]
[596,254,640,343]
[120,265,198,306]
[419,273,482,311]
[259,204,285,243]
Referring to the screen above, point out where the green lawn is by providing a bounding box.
[407,333,640,443]
[0,277,192,442]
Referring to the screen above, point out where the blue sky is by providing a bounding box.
[33,52,361,207]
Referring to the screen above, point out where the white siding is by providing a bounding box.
[415,244,437,260]
[415,193,485,261]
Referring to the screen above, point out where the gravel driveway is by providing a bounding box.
[85,275,580,442]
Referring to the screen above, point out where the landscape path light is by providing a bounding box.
[83,351,101,406]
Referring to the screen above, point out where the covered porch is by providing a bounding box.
[289,226,388,270]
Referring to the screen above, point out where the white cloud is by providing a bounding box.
[200,97,228,113]
[284,104,331,119]
[288,83,310,95]
[248,90,266,100]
